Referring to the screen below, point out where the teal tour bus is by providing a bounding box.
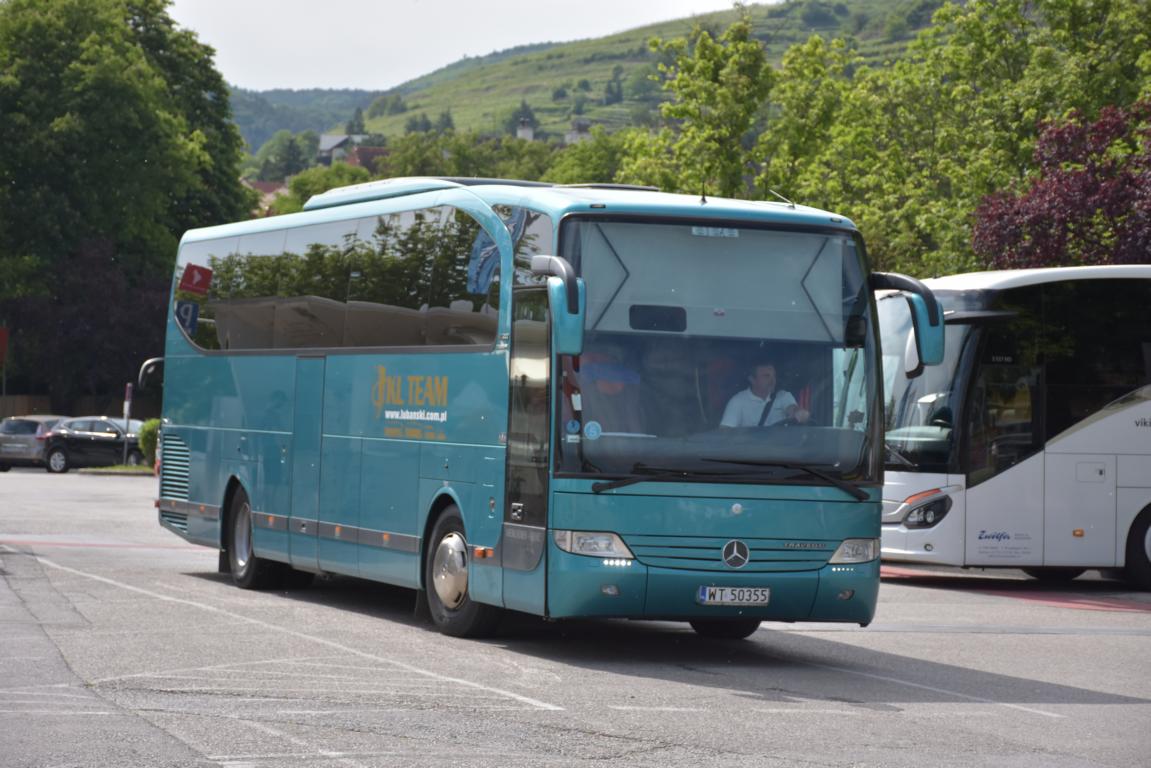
[146,177,943,638]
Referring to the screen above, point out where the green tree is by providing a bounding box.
[269,163,372,215]
[543,126,630,184]
[405,112,433,134]
[755,0,1151,275]
[0,0,252,409]
[346,105,365,135]
[617,11,774,198]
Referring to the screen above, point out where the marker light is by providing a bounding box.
[829,538,879,564]
[553,530,634,559]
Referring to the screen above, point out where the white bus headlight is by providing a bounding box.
[553,530,634,559]
[829,538,879,564]
[903,495,952,529]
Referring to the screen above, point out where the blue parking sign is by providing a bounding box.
[175,301,199,335]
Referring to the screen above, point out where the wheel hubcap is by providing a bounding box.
[432,531,468,610]
[49,452,65,471]
[234,501,251,570]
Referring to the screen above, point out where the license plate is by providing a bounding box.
[697,586,770,606]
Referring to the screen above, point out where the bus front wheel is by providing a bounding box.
[689,619,761,639]
[424,505,501,637]
[1124,510,1151,591]
[227,486,282,590]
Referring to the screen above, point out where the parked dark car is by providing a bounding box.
[0,415,67,470]
[43,417,146,473]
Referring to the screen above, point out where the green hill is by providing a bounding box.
[233,0,943,149]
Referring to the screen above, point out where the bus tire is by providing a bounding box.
[689,619,761,639]
[424,505,501,637]
[1124,509,1151,591]
[1021,567,1085,583]
[227,486,281,590]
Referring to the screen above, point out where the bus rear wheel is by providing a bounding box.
[424,505,501,637]
[1021,567,1086,583]
[227,487,282,590]
[689,619,761,639]
[1124,510,1151,591]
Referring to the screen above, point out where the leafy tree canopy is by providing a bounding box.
[0,0,253,408]
[973,100,1151,268]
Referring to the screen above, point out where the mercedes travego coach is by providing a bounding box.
[879,266,1151,589]
[148,176,944,638]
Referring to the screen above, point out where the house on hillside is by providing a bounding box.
[318,133,368,165]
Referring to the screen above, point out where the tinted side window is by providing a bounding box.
[1042,279,1151,437]
[173,206,513,351]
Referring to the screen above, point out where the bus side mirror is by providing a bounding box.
[531,255,585,355]
[870,272,944,374]
[137,357,164,392]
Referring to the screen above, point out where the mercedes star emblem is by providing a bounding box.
[722,539,750,568]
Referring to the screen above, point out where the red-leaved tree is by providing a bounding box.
[973,100,1151,268]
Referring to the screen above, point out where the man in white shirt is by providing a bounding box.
[720,361,809,428]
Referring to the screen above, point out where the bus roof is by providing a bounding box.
[925,265,1151,292]
[180,177,857,245]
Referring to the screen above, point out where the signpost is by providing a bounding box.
[122,382,133,464]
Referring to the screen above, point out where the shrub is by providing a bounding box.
[139,418,161,466]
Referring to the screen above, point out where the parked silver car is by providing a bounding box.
[0,415,66,470]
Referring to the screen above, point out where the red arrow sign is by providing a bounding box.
[178,264,213,295]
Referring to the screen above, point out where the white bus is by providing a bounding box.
[878,266,1151,589]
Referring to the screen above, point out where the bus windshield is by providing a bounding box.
[877,290,979,472]
[556,218,879,482]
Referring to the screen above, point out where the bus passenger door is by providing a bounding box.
[502,289,550,615]
[289,355,325,571]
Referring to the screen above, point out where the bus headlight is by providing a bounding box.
[553,530,634,559]
[900,490,953,529]
[829,538,879,564]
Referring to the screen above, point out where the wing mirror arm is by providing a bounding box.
[530,255,580,314]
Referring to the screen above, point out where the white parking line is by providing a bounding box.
[36,556,564,712]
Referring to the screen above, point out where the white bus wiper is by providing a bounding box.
[702,458,869,501]
[884,441,916,468]
[591,463,743,493]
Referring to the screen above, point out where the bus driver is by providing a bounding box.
[720,361,810,428]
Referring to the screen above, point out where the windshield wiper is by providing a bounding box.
[702,458,869,501]
[884,441,916,468]
[591,463,741,493]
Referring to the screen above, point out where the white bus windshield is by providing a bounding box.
[877,290,980,471]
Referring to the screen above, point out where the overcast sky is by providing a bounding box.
[166,0,746,91]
